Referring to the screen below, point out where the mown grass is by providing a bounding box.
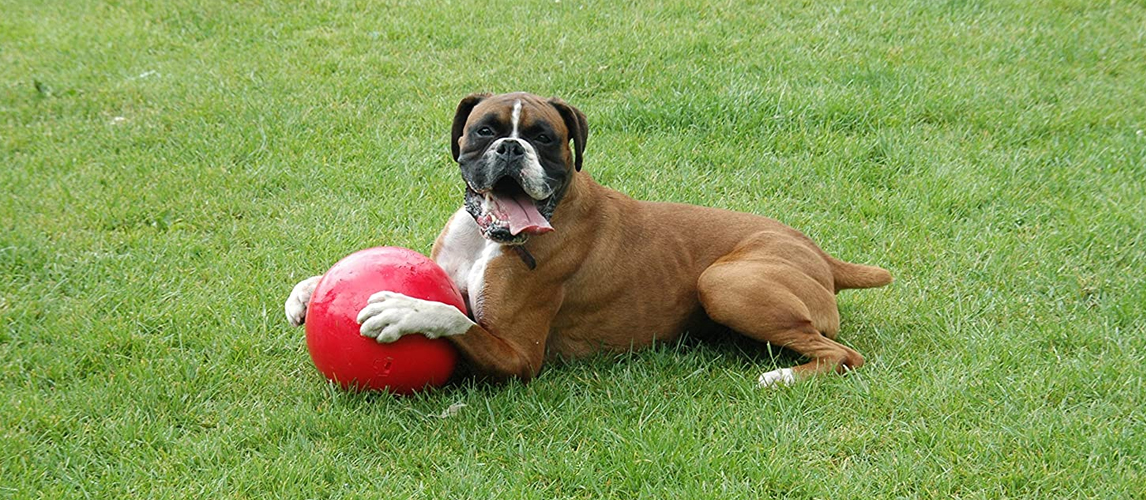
[3,0,1145,497]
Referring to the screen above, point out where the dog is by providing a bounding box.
[285,92,892,387]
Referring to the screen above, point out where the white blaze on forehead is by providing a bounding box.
[510,99,522,138]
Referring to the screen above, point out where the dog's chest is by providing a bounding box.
[434,209,500,319]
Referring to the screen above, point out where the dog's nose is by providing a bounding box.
[495,140,525,158]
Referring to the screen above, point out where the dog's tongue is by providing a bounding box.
[494,191,553,236]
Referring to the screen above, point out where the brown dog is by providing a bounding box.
[285,92,892,387]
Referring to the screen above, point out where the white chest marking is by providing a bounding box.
[434,209,501,320]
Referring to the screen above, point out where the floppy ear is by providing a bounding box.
[451,93,491,161]
[548,97,589,171]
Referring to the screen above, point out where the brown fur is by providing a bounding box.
[434,93,892,383]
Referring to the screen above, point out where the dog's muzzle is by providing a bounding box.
[462,141,556,244]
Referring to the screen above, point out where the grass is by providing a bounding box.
[3,0,1145,497]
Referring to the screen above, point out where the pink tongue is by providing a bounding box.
[494,191,554,235]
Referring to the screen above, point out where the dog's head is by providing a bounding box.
[451,92,588,245]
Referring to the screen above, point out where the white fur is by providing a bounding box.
[285,275,323,326]
[434,209,502,320]
[357,291,474,343]
[510,99,522,138]
[516,141,548,198]
[758,368,796,388]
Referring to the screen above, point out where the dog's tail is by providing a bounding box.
[830,257,893,292]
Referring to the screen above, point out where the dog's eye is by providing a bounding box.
[535,133,552,144]
[476,126,494,137]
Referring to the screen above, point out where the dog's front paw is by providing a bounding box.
[356,291,473,343]
[284,275,323,327]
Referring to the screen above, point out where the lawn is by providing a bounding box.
[3,0,1145,497]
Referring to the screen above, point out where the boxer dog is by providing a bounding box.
[285,92,892,387]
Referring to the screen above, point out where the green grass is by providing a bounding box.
[3,0,1145,497]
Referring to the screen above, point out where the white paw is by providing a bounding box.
[758,368,796,388]
[284,275,323,327]
[356,291,473,343]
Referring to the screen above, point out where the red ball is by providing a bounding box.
[305,246,463,394]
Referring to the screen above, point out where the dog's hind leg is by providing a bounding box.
[697,256,864,387]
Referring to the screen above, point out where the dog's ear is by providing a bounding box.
[451,93,491,162]
[548,97,589,171]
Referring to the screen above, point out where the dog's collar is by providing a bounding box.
[511,245,537,270]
